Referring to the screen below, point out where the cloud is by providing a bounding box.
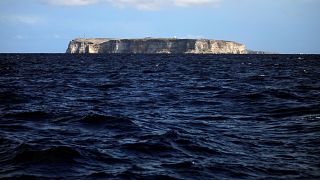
[45,0,220,10]
[45,0,100,6]
[53,34,61,39]
[108,0,221,10]
[173,0,219,7]
[107,0,163,10]
[0,15,43,24]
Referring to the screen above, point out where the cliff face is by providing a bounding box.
[66,38,247,54]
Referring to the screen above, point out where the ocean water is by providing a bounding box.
[0,54,320,179]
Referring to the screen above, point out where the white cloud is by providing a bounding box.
[173,0,219,7]
[107,0,163,10]
[0,15,43,24]
[108,0,221,10]
[45,0,220,10]
[45,0,100,6]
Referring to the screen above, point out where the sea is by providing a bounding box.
[0,54,319,179]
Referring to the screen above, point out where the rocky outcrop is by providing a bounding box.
[66,38,247,54]
[247,50,276,54]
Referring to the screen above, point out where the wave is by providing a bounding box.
[1,54,320,179]
[12,144,80,164]
[80,114,139,131]
[4,111,51,120]
[266,104,320,118]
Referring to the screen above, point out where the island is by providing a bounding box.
[66,38,248,54]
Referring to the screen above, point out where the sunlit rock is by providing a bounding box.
[66,38,247,54]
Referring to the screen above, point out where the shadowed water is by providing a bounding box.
[0,54,320,179]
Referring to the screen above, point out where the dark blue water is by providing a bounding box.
[1,54,320,179]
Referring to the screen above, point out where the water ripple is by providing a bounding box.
[0,54,320,179]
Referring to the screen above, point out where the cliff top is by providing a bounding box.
[67,37,247,54]
[72,38,242,45]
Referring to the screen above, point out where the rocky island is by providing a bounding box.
[66,38,248,54]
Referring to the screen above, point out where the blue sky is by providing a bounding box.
[0,0,319,53]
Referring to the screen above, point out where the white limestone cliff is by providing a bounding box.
[66,38,247,54]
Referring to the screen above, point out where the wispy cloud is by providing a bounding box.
[45,0,220,10]
[53,34,61,39]
[45,0,100,6]
[173,0,219,7]
[0,15,43,24]
[13,35,25,40]
[107,0,163,10]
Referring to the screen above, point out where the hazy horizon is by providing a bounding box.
[0,0,319,54]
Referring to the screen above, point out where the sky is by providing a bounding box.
[0,0,319,53]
